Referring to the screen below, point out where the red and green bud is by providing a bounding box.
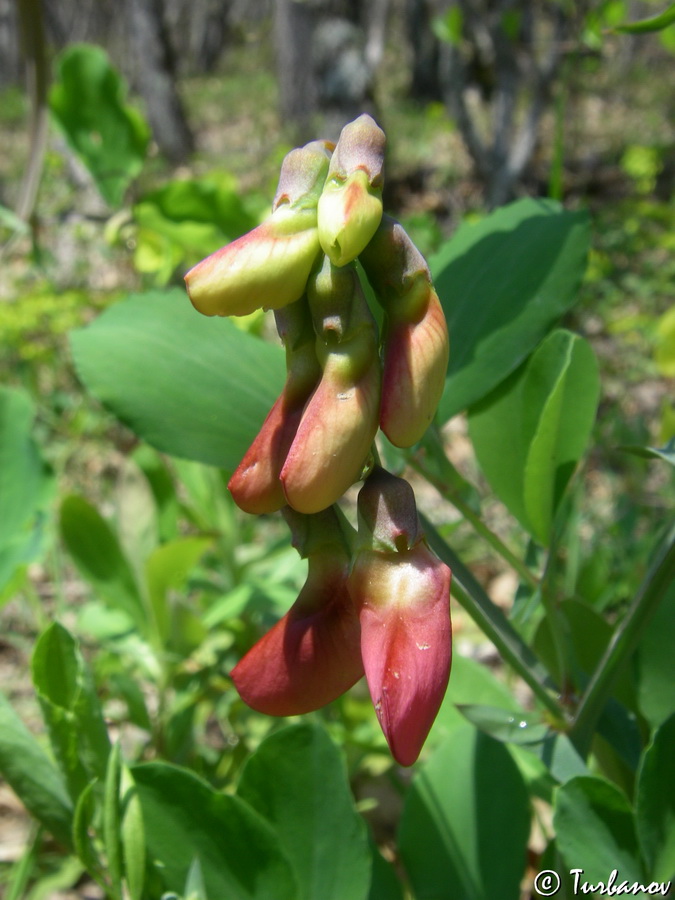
[360,216,449,447]
[228,299,321,514]
[231,507,363,715]
[280,259,381,514]
[348,467,452,766]
[185,142,331,318]
[317,114,385,267]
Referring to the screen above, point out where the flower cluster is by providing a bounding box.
[185,115,452,765]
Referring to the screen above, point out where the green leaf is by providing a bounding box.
[103,744,123,899]
[132,174,257,278]
[468,329,600,545]
[72,781,104,885]
[432,199,590,422]
[399,726,530,900]
[31,623,111,801]
[554,776,645,886]
[121,765,146,900]
[636,576,675,728]
[132,762,297,899]
[115,457,160,587]
[615,4,675,34]
[144,536,211,645]
[621,438,675,467]
[636,715,675,882]
[60,495,146,632]
[70,289,286,470]
[0,387,53,592]
[237,723,371,900]
[0,692,73,849]
[49,44,149,206]
[457,705,550,744]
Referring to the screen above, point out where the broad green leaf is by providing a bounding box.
[0,692,73,848]
[554,776,645,886]
[70,289,285,470]
[238,724,371,900]
[468,329,600,544]
[0,387,53,592]
[635,576,675,727]
[399,726,530,900]
[431,199,590,422]
[31,623,111,801]
[636,715,675,882]
[132,761,296,900]
[144,536,211,645]
[60,495,145,632]
[49,44,149,206]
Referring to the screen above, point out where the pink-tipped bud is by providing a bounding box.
[360,216,449,447]
[231,508,363,715]
[185,142,331,318]
[348,467,452,765]
[228,300,320,514]
[317,114,385,266]
[280,259,380,514]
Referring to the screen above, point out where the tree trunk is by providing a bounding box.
[125,0,194,164]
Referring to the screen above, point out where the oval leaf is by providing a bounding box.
[70,289,285,471]
[399,725,530,900]
[468,329,600,545]
[554,776,645,886]
[431,199,590,422]
[636,715,675,882]
[237,723,371,900]
[132,761,296,900]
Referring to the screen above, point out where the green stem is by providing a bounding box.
[410,432,539,590]
[569,525,675,756]
[422,514,565,722]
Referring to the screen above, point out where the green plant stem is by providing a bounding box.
[410,437,539,591]
[569,525,675,756]
[422,515,565,722]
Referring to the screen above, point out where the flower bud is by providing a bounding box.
[185,142,331,318]
[348,467,452,766]
[280,259,380,514]
[228,299,320,514]
[317,114,385,266]
[359,216,449,447]
[231,508,363,715]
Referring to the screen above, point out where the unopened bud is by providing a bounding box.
[360,216,449,447]
[185,142,330,318]
[317,114,385,266]
[229,299,320,514]
[348,467,452,766]
[280,260,380,514]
